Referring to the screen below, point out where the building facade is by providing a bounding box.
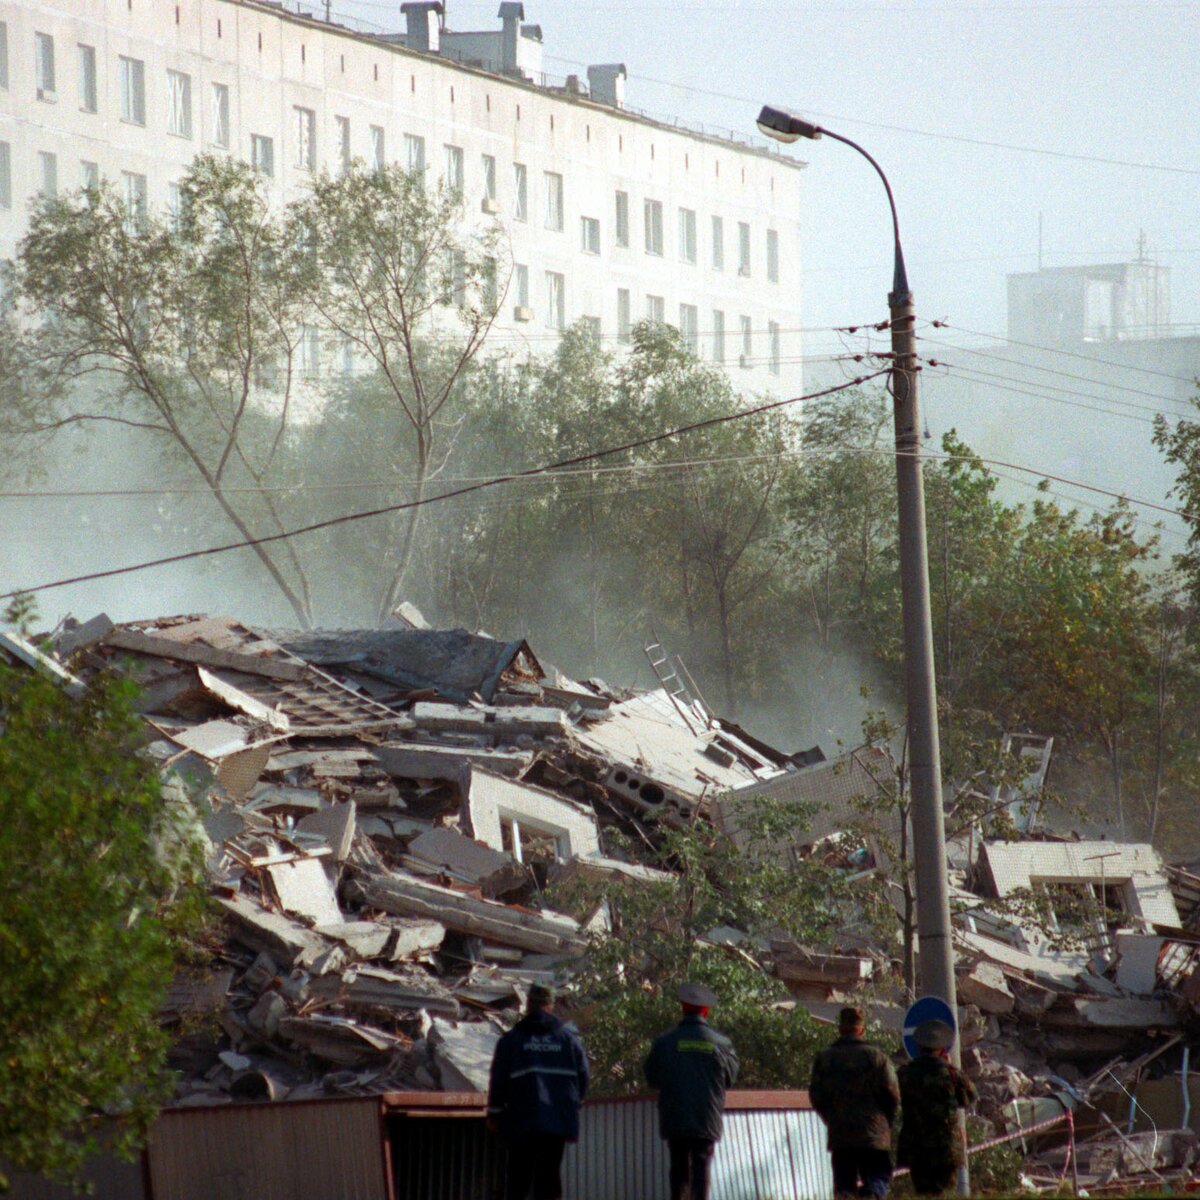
[0,0,806,394]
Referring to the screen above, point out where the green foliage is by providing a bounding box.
[0,649,205,1189]
[553,798,840,1094]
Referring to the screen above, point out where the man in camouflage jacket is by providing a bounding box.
[897,1020,977,1196]
[809,1006,900,1199]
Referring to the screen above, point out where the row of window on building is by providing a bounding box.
[6,24,783,281]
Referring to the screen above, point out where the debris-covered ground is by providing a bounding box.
[6,609,1200,1193]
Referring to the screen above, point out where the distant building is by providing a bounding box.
[0,0,805,392]
[1007,248,1170,344]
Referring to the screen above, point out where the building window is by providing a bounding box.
[482,256,498,310]
[581,315,601,338]
[335,115,350,175]
[679,303,699,352]
[580,216,600,255]
[405,133,425,174]
[38,151,57,200]
[543,171,564,231]
[738,221,751,276]
[167,70,193,139]
[0,23,8,91]
[678,208,697,264]
[442,248,467,306]
[712,215,725,271]
[210,83,230,148]
[119,56,146,125]
[767,229,780,284]
[617,288,631,343]
[544,271,565,330]
[646,294,665,323]
[78,44,97,113]
[768,320,781,375]
[251,134,274,177]
[514,263,530,311]
[80,160,99,194]
[644,199,663,256]
[615,190,629,247]
[294,105,316,169]
[35,33,56,100]
[739,315,752,366]
[122,171,147,232]
[299,324,320,377]
[370,125,385,171]
[712,309,726,363]
[443,144,463,194]
[481,153,496,204]
[167,180,184,229]
[0,143,11,209]
[513,162,528,221]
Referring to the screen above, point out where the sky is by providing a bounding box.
[332,0,1200,359]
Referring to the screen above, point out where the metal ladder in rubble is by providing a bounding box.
[643,635,714,735]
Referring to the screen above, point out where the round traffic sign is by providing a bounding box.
[902,995,956,1059]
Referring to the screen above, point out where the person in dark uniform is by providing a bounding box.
[487,982,590,1200]
[897,1019,976,1196]
[644,982,740,1200]
[809,1005,900,1199]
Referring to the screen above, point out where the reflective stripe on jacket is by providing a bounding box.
[487,1009,590,1140]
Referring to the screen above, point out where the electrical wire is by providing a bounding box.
[0,371,887,602]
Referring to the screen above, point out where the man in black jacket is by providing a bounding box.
[644,983,740,1200]
[487,983,590,1200]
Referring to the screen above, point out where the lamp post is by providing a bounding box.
[756,106,967,1193]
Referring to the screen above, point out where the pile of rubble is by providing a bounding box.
[6,609,1200,1190]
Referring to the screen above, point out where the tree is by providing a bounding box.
[0,634,204,1189]
[9,155,317,625]
[553,799,841,1094]
[291,164,505,623]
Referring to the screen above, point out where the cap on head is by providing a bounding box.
[678,982,718,1009]
[913,1019,955,1051]
[528,982,556,1008]
[838,1005,866,1032]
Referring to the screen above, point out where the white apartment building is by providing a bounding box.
[0,0,806,393]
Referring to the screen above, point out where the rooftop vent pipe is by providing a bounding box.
[401,1,443,53]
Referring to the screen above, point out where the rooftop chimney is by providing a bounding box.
[498,2,525,73]
[401,1,443,53]
[587,63,627,108]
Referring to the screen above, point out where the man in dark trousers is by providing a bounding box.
[809,1005,900,1199]
[487,982,590,1200]
[897,1020,976,1196]
[644,982,740,1200]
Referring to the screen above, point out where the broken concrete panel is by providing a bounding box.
[411,701,571,739]
[549,855,674,888]
[1044,995,1179,1030]
[54,612,115,657]
[348,871,583,956]
[773,947,874,990]
[308,965,460,1017]
[277,1014,401,1066]
[244,952,281,993]
[465,767,600,862]
[104,626,307,680]
[216,892,329,966]
[957,960,1016,1015]
[247,991,287,1039]
[297,800,357,863]
[315,920,393,959]
[407,826,526,895]
[385,918,447,959]
[173,719,257,761]
[374,741,532,782]
[428,1017,502,1091]
[215,743,273,801]
[265,857,343,926]
[1114,931,1167,994]
[245,785,324,815]
[197,666,291,731]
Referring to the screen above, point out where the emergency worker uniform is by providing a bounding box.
[809,1033,900,1198]
[644,1009,739,1200]
[487,1006,590,1200]
[897,1054,976,1195]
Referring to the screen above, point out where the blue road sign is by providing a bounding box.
[902,995,956,1059]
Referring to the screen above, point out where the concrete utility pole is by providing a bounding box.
[755,105,967,1195]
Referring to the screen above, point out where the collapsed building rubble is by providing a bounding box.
[8,609,1200,1191]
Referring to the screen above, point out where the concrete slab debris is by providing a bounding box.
[428,1017,502,1091]
[296,800,357,863]
[465,767,600,862]
[265,857,343,926]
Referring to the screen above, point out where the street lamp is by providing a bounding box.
[757,104,966,1191]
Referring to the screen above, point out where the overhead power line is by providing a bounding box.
[0,372,887,602]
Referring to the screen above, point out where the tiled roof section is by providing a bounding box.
[265,628,540,704]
